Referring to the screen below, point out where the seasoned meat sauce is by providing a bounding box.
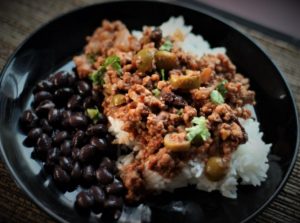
[74,20,255,202]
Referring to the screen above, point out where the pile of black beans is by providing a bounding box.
[19,70,125,221]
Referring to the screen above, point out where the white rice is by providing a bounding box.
[110,17,271,199]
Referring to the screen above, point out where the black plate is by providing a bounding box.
[0,1,298,223]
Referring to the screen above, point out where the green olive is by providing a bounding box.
[111,94,126,106]
[170,74,201,90]
[134,48,155,73]
[164,133,191,152]
[205,156,228,181]
[155,51,178,70]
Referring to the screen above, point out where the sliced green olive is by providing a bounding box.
[111,94,126,106]
[134,48,155,73]
[170,74,201,90]
[164,133,191,152]
[205,156,229,181]
[155,51,178,70]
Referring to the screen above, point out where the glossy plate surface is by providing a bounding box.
[0,1,298,222]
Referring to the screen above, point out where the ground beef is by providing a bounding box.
[74,20,256,202]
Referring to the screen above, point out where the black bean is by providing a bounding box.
[48,108,61,125]
[67,72,77,86]
[72,147,80,161]
[59,156,73,172]
[33,91,53,106]
[77,81,91,96]
[44,147,60,173]
[82,165,95,183]
[99,157,114,172]
[32,146,48,161]
[97,114,108,124]
[67,95,82,110]
[53,131,69,145]
[71,162,82,180]
[68,114,88,129]
[83,96,94,110]
[86,124,107,136]
[118,144,132,155]
[106,179,124,195]
[54,88,74,102]
[96,167,113,185]
[33,80,54,93]
[23,127,43,146]
[72,130,86,147]
[53,166,70,184]
[37,133,52,151]
[90,186,105,208]
[91,89,103,102]
[104,195,123,209]
[60,140,72,156]
[35,100,55,117]
[161,91,187,108]
[90,137,108,152]
[47,147,60,162]
[44,159,55,173]
[40,119,53,134]
[79,144,96,162]
[76,191,94,209]
[61,110,72,128]
[105,133,115,143]
[150,27,162,44]
[52,71,69,87]
[19,110,38,131]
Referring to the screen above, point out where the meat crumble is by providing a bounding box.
[74,20,255,202]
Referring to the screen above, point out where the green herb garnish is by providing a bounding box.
[103,55,122,75]
[186,116,210,142]
[210,90,224,105]
[159,39,173,51]
[89,68,106,86]
[89,55,122,86]
[86,107,102,123]
[216,80,228,97]
[161,69,166,81]
[152,88,160,97]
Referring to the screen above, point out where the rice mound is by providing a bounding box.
[110,17,271,199]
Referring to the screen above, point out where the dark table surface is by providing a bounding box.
[0,0,299,222]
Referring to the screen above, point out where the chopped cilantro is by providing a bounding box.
[210,90,224,105]
[86,107,102,123]
[89,55,122,86]
[89,67,106,86]
[159,39,173,51]
[161,69,166,81]
[103,55,122,75]
[216,80,228,97]
[152,88,160,97]
[186,116,210,142]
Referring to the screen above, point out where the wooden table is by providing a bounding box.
[0,0,299,222]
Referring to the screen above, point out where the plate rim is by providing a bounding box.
[0,0,299,222]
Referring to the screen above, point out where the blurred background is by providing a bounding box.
[190,0,300,45]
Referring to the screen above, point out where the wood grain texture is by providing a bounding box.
[0,0,299,222]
